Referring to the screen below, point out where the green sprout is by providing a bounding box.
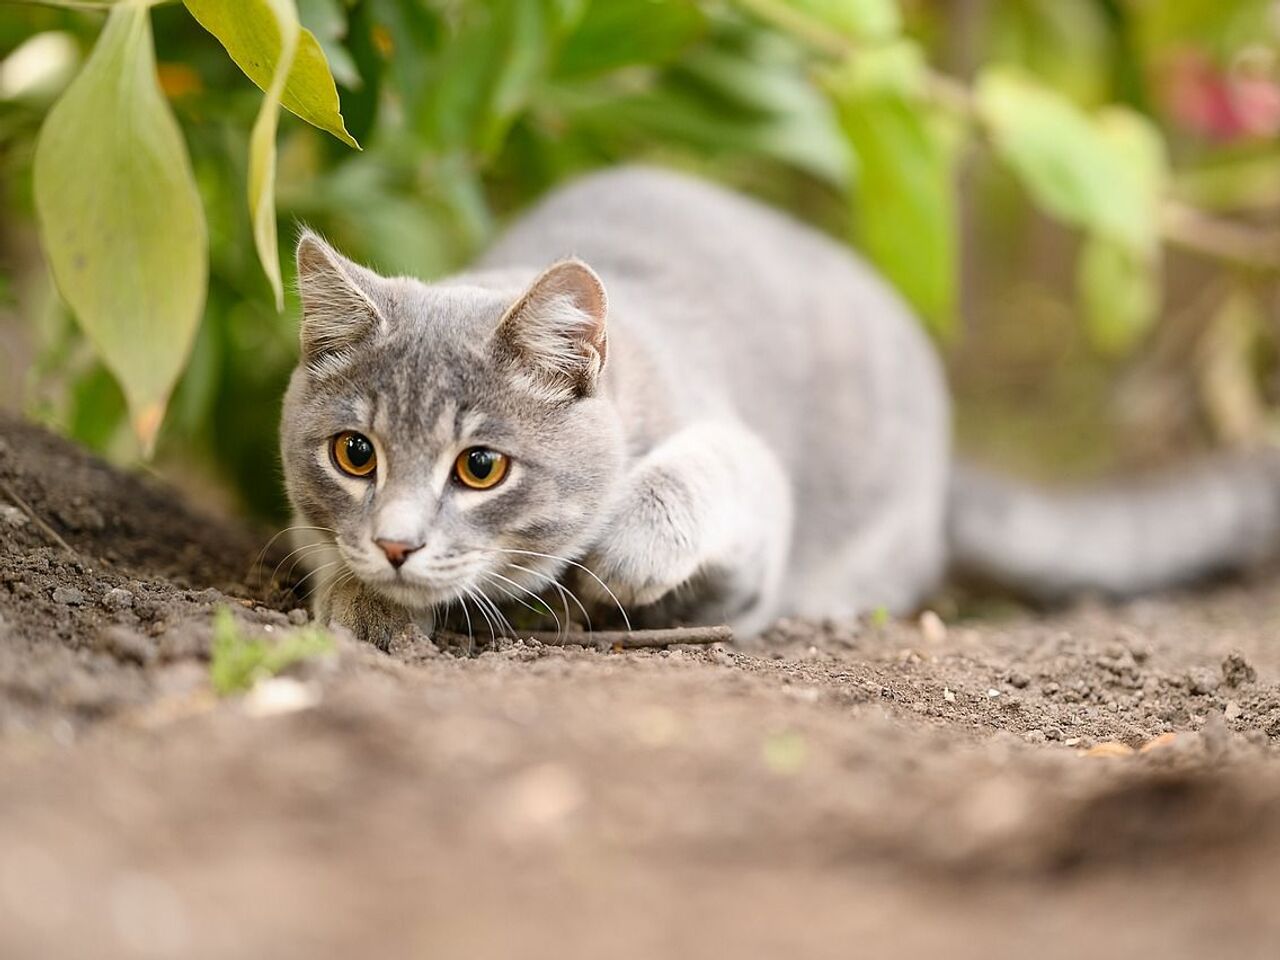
[209,607,334,696]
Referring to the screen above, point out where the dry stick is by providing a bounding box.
[434,624,733,650]
[0,476,79,558]
[528,625,734,648]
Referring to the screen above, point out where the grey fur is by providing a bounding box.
[280,166,1280,645]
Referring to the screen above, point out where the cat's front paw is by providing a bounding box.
[321,577,432,652]
[582,471,704,610]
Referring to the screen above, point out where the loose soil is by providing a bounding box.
[3,413,1280,959]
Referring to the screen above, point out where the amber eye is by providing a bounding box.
[331,432,377,478]
[454,447,509,490]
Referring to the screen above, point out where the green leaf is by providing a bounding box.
[827,46,961,333]
[248,0,300,309]
[789,0,901,42]
[33,4,207,454]
[183,0,359,148]
[556,0,707,78]
[975,68,1167,254]
[418,0,554,157]
[1077,236,1158,355]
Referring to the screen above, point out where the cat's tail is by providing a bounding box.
[946,451,1280,601]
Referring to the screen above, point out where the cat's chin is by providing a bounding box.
[360,576,463,611]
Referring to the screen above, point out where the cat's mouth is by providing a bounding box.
[340,548,489,610]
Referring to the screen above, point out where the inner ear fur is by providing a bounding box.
[495,259,609,397]
[295,230,385,370]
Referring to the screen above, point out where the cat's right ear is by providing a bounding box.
[295,230,385,371]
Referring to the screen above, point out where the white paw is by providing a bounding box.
[582,469,705,608]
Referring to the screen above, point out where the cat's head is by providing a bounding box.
[280,231,625,612]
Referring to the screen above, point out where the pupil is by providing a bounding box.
[467,450,494,479]
[346,436,372,467]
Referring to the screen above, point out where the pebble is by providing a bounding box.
[919,610,947,644]
[287,608,309,626]
[1224,700,1243,721]
[1023,729,1047,744]
[943,687,956,703]
[51,586,85,606]
[102,587,134,611]
[1186,668,1220,696]
[1221,652,1257,688]
[0,504,28,527]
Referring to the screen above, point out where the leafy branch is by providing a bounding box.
[28,0,358,451]
[737,0,1280,354]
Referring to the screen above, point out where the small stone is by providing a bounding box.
[1224,700,1243,721]
[1187,668,1220,696]
[0,504,28,527]
[1221,652,1257,688]
[287,608,309,626]
[51,586,85,606]
[918,610,947,644]
[102,587,134,611]
[242,677,321,718]
[1023,729,1047,744]
[986,688,1001,698]
[943,687,956,703]
[1064,736,1083,747]
[1007,671,1031,689]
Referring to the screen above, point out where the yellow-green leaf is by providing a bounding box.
[790,0,901,42]
[1077,235,1158,356]
[33,5,207,454]
[183,0,358,148]
[248,0,300,309]
[975,68,1167,255]
[827,46,961,334]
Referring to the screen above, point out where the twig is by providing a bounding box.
[1159,202,1280,274]
[0,476,79,558]
[434,625,733,651]
[527,625,733,648]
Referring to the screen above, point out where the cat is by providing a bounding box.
[280,166,1280,648]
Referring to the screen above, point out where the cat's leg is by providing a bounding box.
[316,574,435,651]
[581,420,792,635]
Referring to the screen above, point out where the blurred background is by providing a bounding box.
[0,0,1277,523]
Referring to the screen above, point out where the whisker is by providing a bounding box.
[250,524,336,579]
[273,541,339,585]
[292,559,345,598]
[458,592,475,657]
[504,561,592,636]
[463,586,497,649]
[490,548,631,631]
[481,571,563,638]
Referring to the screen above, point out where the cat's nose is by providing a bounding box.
[374,538,422,569]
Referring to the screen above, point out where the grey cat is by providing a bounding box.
[280,166,1280,647]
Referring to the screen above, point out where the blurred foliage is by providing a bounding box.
[0,0,1278,519]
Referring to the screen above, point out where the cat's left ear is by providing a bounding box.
[495,259,608,398]
[295,230,387,372]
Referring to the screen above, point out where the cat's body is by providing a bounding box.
[282,166,1280,646]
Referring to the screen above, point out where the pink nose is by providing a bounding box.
[375,539,422,569]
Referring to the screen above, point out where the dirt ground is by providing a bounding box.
[4,413,1280,959]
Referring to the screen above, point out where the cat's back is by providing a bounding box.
[479,165,945,448]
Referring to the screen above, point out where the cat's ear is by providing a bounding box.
[295,230,386,370]
[495,259,608,397]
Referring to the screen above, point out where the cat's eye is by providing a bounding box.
[331,431,377,478]
[454,447,509,490]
